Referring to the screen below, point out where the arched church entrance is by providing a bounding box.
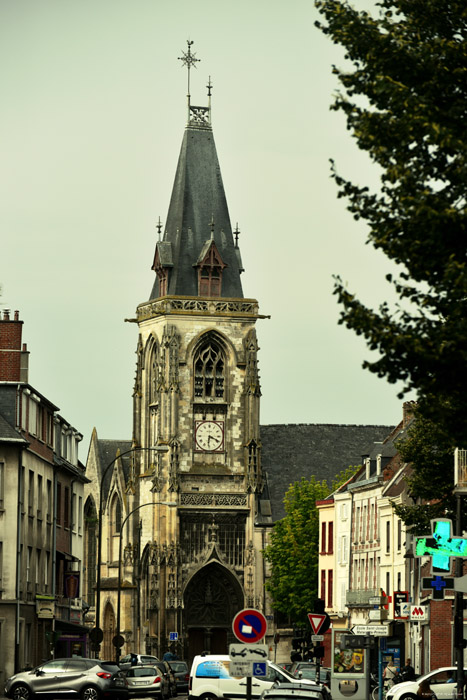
[184,562,244,660]
[102,602,116,661]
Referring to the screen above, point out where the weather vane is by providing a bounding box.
[178,40,200,97]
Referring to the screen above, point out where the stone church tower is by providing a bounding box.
[108,49,267,660]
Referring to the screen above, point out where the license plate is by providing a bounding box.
[115,679,124,686]
[134,681,150,685]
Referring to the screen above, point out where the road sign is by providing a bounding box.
[229,644,268,661]
[169,632,178,641]
[312,635,324,642]
[232,609,268,643]
[350,625,390,636]
[454,574,467,593]
[308,613,327,634]
[230,660,253,677]
[253,662,267,677]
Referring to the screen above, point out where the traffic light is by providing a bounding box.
[292,637,305,650]
[313,644,325,659]
[314,599,325,614]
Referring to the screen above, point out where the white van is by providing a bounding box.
[188,654,316,700]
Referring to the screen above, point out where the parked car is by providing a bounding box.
[386,667,466,700]
[153,661,177,697]
[189,655,318,700]
[123,664,170,699]
[119,654,160,671]
[4,657,128,700]
[262,682,331,700]
[167,661,189,694]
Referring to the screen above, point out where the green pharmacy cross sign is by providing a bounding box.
[415,519,467,573]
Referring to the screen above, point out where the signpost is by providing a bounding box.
[232,610,268,700]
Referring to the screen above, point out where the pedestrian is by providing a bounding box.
[383,660,399,689]
[417,679,437,700]
[401,659,416,681]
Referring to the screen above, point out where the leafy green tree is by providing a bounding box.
[264,467,358,621]
[392,411,458,532]
[314,1,467,447]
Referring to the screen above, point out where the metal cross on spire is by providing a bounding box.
[234,223,240,248]
[156,217,163,241]
[178,40,200,97]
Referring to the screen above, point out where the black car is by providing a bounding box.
[4,658,128,700]
[167,661,189,694]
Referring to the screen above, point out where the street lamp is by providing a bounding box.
[93,445,168,657]
[116,500,176,663]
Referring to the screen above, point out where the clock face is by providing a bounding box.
[195,420,224,452]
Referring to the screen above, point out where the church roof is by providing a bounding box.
[149,109,244,300]
[261,423,394,521]
[97,439,132,503]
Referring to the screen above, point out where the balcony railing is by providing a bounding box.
[345,588,379,607]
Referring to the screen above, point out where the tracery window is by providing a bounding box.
[194,340,225,400]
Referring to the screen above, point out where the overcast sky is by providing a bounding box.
[1,0,406,455]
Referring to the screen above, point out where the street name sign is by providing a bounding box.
[229,644,268,661]
[350,625,390,636]
[312,635,324,642]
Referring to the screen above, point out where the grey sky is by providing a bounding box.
[1,0,404,452]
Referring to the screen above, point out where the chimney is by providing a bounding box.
[403,400,416,427]
[0,310,29,382]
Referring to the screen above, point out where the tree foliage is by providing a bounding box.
[392,410,458,532]
[315,0,467,446]
[264,467,358,622]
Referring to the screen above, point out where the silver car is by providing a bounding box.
[4,658,128,700]
[119,654,160,672]
[124,665,170,698]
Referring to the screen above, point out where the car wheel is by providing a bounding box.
[200,695,217,700]
[399,695,417,700]
[12,684,33,700]
[81,685,101,700]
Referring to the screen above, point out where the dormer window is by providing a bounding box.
[157,267,168,297]
[151,241,173,298]
[196,242,226,298]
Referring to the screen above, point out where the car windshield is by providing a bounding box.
[129,668,158,678]
[278,667,295,680]
[171,663,188,672]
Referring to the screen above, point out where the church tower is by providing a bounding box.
[126,43,265,659]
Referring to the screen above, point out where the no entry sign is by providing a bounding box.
[232,608,267,643]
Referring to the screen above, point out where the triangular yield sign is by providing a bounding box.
[308,613,326,634]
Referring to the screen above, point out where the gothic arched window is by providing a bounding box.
[194,339,225,400]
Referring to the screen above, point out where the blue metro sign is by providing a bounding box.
[415,519,467,572]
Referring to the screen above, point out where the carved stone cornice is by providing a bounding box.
[180,493,248,507]
[136,296,259,322]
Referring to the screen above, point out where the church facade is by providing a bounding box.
[83,48,395,663]
[84,69,270,661]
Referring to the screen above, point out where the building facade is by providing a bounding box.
[0,310,87,683]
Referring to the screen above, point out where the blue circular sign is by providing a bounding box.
[232,608,267,643]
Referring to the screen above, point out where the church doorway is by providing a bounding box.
[184,561,244,660]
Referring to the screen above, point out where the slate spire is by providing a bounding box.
[150,43,244,300]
